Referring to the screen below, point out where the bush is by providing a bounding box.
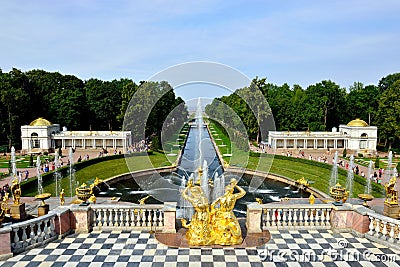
[43,151,48,156]
[29,154,33,167]
[358,153,363,158]
[375,157,380,169]
[343,148,347,158]
[249,151,260,157]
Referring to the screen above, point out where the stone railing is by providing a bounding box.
[91,204,165,231]
[9,212,57,254]
[260,203,332,230]
[366,211,400,247]
[91,202,176,233]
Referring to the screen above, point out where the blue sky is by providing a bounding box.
[1,1,399,101]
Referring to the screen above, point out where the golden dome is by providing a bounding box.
[347,118,368,127]
[29,117,52,126]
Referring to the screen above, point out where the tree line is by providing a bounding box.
[206,73,400,151]
[0,68,187,150]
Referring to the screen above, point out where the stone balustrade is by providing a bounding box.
[366,211,400,248]
[9,212,57,254]
[260,203,332,230]
[91,204,168,232]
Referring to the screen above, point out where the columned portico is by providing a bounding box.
[267,119,377,153]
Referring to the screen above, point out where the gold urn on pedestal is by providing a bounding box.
[76,183,92,206]
[35,193,52,216]
[329,183,349,205]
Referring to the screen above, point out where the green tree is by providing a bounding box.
[376,80,400,150]
[346,82,380,125]
[117,81,138,125]
[0,69,30,148]
[378,73,400,93]
[303,81,346,131]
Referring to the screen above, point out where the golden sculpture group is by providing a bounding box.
[384,176,398,205]
[181,177,245,246]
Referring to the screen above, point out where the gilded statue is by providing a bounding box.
[385,176,398,205]
[181,176,246,246]
[11,177,21,205]
[1,193,10,214]
[180,178,213,246]
[60,189,65,205]
[139,195,150,205]
[210,178,246,245]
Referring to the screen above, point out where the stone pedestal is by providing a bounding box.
[246,203,262,233]
[162,202,177,233]
[383,203,400,219]
[38,204,50,216]
[10,203,27,220]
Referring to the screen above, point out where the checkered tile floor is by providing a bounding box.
[0,229,399,266]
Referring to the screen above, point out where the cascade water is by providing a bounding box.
[364,161,373,195]
[53,150,62,200]
[68,147,76,198]
[384,151,393,185]
[329,151,339,190]
[201,160,209,201]
[10,146,16,177]
[36,156,43,194]
[346,155,354,203]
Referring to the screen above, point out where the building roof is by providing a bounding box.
[29,117,52,126]
[347,118,368,127]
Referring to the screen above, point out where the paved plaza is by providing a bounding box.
[0,228,399,267]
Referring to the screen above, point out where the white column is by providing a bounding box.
[72,139,76,149]
[113,139,116,149]
[103,139,106,148]
[283,139,287,149]
[304,139,307,149]
[334,139,337,149]
[93,139,96,148]
[62,139,65,149]
[324,139,327,149]
[314,139,317,149]
[83,139,86,149]
[294,139,297,149]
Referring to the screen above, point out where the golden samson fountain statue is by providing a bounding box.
[180,177,245,246]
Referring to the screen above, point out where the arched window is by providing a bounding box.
[361,133,368,138]
[31,132,40,148]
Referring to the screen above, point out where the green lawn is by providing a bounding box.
[0,155,53,168]
[22,152,173,197]
[247,155,383,198]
